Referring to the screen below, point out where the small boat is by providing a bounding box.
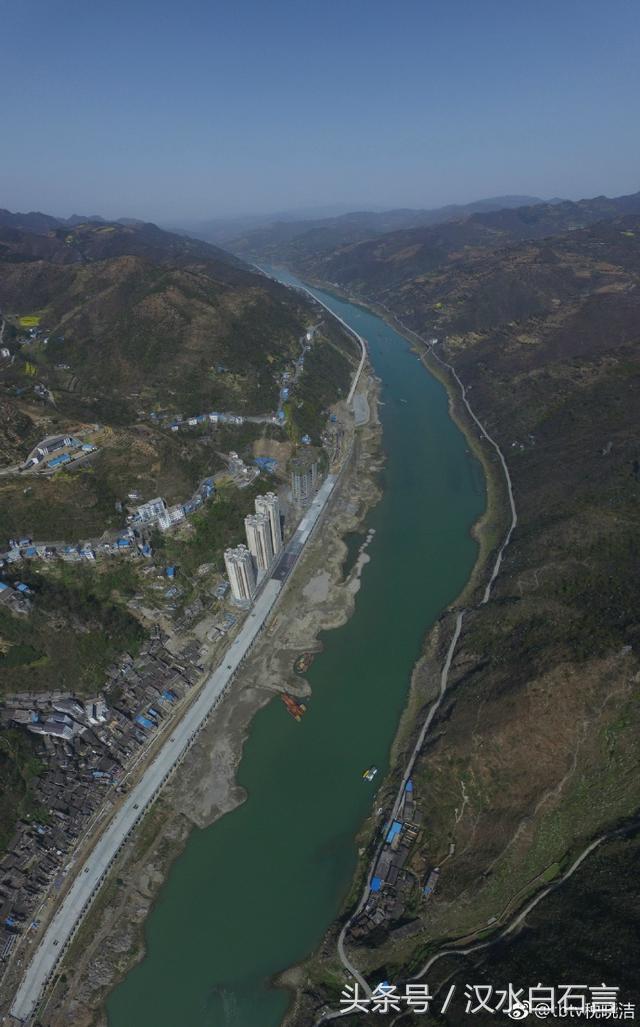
[362,766,378,782]
[293,652,315,675]
[281,692,307,721]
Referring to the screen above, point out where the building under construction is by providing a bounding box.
[290,448,321,505]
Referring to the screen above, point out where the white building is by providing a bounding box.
[224,544,256,603]
[133,497,166,523]
[255,492,282,554]
[244,513,274,573]
[158,504,186,531]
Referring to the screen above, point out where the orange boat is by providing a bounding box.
[281,692,307,721]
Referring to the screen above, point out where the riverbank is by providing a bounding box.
[297,273,511,602]
[267,276,507,1027]
[45,274,485,1027]
[275,258,640,1026]
[39,369,384,1027]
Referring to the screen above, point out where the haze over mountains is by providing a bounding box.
[219,189,640,289]
[2,197,543,252]
[176,195,545,249]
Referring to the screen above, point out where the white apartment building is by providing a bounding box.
[224,544,256,603]
[254,492,282,554]
[244,513,274,573]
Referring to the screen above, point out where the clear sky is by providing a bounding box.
[1,0,639,223]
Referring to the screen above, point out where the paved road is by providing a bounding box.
[271,479,337,582]
[10,476,337,1023]
[315,306,520,1025]
[294,287,367,408]
[352,392,369,427]
[254,269,368,412]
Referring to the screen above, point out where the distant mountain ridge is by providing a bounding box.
[204,195,545,260]
[256,189,640,297]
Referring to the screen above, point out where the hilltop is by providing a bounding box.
[0,214,246,268]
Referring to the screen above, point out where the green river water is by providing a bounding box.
[106,273,485,1027]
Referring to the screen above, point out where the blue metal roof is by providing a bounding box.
[371,876,382,892]
[386,821,403,844]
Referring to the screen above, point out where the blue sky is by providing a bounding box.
[1,0,639,221]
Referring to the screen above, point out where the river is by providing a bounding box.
[106,272,485,1027]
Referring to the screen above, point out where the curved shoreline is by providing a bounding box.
[251,277,514,1027]
[35,276,491,1027]
[318,304,517,1022]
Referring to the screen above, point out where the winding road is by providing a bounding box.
[314,304,520,1024]
[256,269,368,411]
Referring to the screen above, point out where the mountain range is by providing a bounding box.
[0,215,353,544]
[258,189,640,1024]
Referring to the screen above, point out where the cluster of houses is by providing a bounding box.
[274,328,316,424]
[226,451,260,489]
[149,410,246,432]
[129,477,215,532]
[101,629,202,737]
[23,434,97,472]
[0,630,203,967]
[0,694,120,963]
[0,580,33,616]
[143,324,319,435]
[0,476,218,575]
[1,533,142,568]
[349,780,436,943]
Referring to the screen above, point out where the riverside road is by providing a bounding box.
[10,475,337,1022]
